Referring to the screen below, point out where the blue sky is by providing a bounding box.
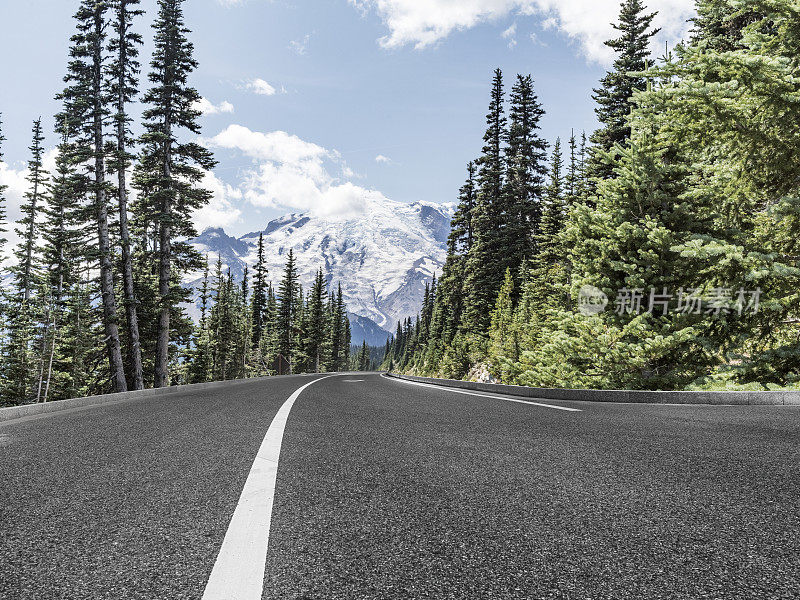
[0,0,696,240]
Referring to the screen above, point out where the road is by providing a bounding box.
[1,373,799,599]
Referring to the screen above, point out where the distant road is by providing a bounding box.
[1,374,798,599]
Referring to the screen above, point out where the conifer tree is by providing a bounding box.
[488,268,516,380]
[0,115,7,270]
[38,128,83,402]
[4,120,49,403]
[251,232,268,346]
[358,341,370,371]
[504,74,548,275]
[109,0,144,389]
[136,0,216,387]
[58,0,128,393]
[538,138,566,266]
[304,269,328,373]
[588,0,659,182]
[462,69,507,334]
[277,250,300,373]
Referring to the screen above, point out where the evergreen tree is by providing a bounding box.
[38,127,83,402]
[588,0,659,182]
[189,256,212,383]
[0,115,7,270]
[251,232,268,347]
[136,0,216,387]
[304,269,328,373]
[357,341,370,371]
[4,120,49,403]
[488,268,516,380]
[462,69,507,334]
[277,250,300,373]
[692,0,762,51]
[58,0,128,393]
[504,74,548,277]
[109,0,144,389]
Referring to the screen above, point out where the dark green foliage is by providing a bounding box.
[135,0,216,387]
[588,0,659,182]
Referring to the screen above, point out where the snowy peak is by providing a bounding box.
[188,198,454,339]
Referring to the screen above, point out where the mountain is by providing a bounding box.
[188,198,455,345]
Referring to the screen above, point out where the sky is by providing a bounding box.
[0,0,697,246]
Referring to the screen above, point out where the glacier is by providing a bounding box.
[188,197,455,344]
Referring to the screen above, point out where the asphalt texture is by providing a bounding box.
[2,373,799,599]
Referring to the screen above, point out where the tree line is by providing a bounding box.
[0,0,358,407]
[385,0,800,392]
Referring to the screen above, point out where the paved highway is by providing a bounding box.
[1,373,798,599]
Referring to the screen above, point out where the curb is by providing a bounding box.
[0,374,336,424]
[386,373,800,406]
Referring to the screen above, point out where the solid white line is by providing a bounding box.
[381,374,582,412]
[202,375,338,600]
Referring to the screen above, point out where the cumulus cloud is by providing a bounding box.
[350,0,695,64]
[206,125,379,218]
[375,154,392,164]
[245,78,278,96]
[502,22,517,48]
[193,171,244,232]
[194,97,235,115]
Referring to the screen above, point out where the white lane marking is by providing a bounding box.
[202,375,337,600]
[342,379,364,382]
[381,374,582,412]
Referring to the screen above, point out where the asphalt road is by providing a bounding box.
[1,373,799,599]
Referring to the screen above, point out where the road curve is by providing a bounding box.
[1,373,799,599]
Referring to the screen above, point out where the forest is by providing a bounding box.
[0,0,367,408]
[384,0,800,391]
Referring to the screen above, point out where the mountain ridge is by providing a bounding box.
[188,198,454,345]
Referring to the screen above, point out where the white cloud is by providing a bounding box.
[245,78,278,96]
[206,125,377,218]
[375,154,392,164]
[193,171,244,232]
[194,97,235,115]
[289,34,312,55]
[502,22,517,48]
[350,0,696,64]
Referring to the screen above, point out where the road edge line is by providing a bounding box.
[381,373,582,412]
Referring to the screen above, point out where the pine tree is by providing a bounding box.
[108,0,144,389]
[0,115,7,270]
[538,138,566,266]
[251,232,268,347]
[136,0,216,387]
[277,250,300,373]
[588,0,659,182]
[189,256,212,383]
[58,1,128,393]
[4,120,49,403]
[504,74,548,277]
[692,0,762,51]
[12,119,48,303]
[462,69,507,335]
[38,127,83,402]
[304,269,328,373]
[358,341,370,371]
[488,268,516,380]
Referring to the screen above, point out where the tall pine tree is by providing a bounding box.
[136,0,216,387]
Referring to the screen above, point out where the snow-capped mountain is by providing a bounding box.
[188,198,455,344]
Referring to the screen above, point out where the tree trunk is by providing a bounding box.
[154,116,173,389]
[93,8,127,393]
[116,1,144,390]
